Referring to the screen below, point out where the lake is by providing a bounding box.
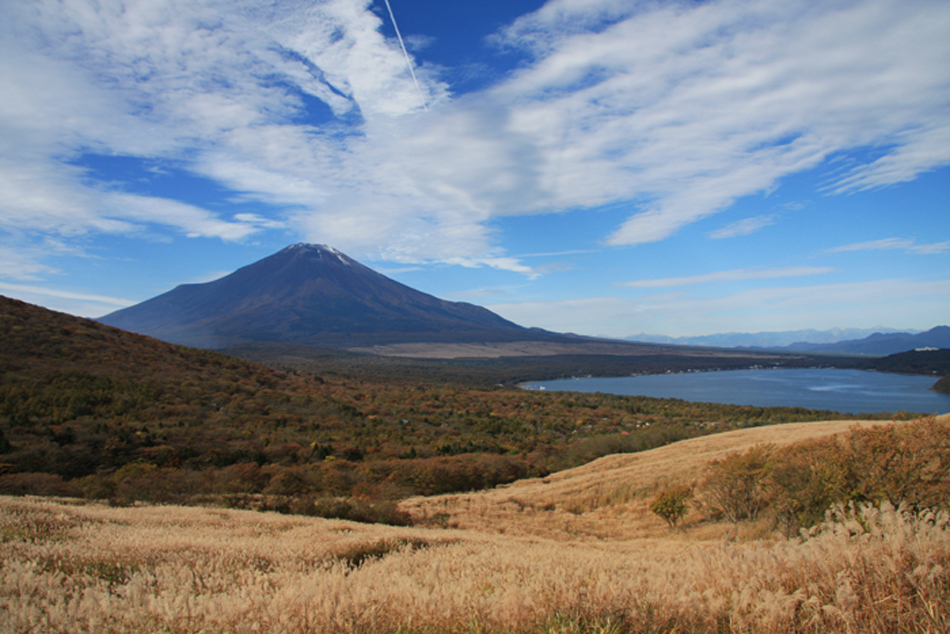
[522,368,950,415]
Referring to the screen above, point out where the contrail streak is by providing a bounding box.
[382,0,428,111]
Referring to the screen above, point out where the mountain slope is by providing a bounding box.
[782,326,950,355]
[100,244,558,348]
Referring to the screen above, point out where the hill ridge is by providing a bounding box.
[402,414,950,541]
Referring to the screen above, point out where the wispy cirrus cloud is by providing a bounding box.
[618,266,833,289]
[0,282,134,307]
[828,238,950,254]
[447,288,507,300]
[494,0,950,247]
[0,280,136,319]
[709,215,777,239]
[912,242,950,255]
[0,245,61,282]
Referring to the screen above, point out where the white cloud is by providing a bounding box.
[1,0,949,270]
[828,238,950,254]
[0,281,136,318]
[448,256,539,277]
[911,241,950,255]
[0,0,446,253]
[710,215,777,239]
[447,288,507,300]
[0,245,61,281]
[493,0,950,246]
[619,266,833,289]
[0,282,133,307]
[106,193,263,241]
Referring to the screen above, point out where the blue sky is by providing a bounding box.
[1,0,948,339]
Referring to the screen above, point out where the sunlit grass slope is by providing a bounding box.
[3,415,948,633]
[402,415,949,541]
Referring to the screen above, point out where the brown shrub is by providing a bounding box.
[767,416,950,536]
[0,472,81,497]
[703,444,772,524]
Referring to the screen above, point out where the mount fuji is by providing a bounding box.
[99,244,562,349]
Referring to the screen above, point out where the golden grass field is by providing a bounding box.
[3,415,949,633]
[403,417,924,541]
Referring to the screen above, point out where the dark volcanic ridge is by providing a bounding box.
[99,244,569,349]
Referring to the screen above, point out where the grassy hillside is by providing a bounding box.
[3,415,948,633]
[4,297,947,632]
[2,295,888,517]
[403,414,950,541]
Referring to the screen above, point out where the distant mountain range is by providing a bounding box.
[627,327,911,349]
[630,326,949,356]
[99,244,565,349]
[777,326,950,355]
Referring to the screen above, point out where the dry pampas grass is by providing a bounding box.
[3,496,948,632]
[3,416,949,633]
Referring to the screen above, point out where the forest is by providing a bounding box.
[0,296,912,523]
[856,347,950,382]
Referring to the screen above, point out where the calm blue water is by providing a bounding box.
[522,369,950,415]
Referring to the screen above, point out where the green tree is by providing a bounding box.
[650,485,693,529]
